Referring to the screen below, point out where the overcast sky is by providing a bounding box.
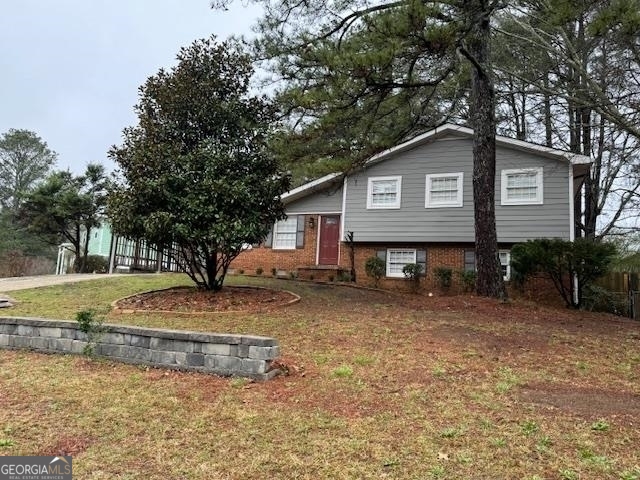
[0,0,260,174]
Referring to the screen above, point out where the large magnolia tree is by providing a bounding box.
[108,37,290,291]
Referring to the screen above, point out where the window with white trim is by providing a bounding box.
[367,176,402,209]
[386,248,416,278]
[273,216,298,250]
[501,167,543,205]
[425,172,464,208]
[464,249,511,281]
[499,250,511,281]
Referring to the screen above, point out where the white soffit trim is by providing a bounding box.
[281,172,343,203]
[364,123,592,166]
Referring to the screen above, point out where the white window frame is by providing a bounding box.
[386,248,416,278]
[272,216,298,250]
[425,172,464,208]
[367,176,402,209]
[501,167,544,205]
[499,249,511,281]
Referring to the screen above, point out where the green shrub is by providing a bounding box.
[365,256,385,287]
[582,285,628,315]
[337,271,352,282]
[433,267,453,289]
[403,263,423,292]
[459,270,476,292]
[78,255,109,273]
[75,309,104,356]
[511,238,616,308]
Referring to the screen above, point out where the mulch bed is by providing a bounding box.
[115,286,298,313]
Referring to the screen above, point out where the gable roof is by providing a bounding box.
[282,123,592,203]
[367,123,592,166]
[282,172,343,203]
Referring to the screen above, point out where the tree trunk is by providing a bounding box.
[581,107,597,240]
[543,74,552,147]
[81,226,91,273]
[73,224,82,273]
[466,0,507,300]
[205,252,222,291]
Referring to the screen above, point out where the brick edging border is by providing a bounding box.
[110,285,301,316]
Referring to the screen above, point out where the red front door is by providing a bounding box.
[318,215,340,265]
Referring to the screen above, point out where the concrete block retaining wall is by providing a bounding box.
[0,317,280,380]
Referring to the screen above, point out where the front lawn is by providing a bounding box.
[1,274,639,479]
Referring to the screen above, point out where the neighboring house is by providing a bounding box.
[230,123,591,290]
[87,222,113,257]
[55,223,112,274]
[56,223,180,274]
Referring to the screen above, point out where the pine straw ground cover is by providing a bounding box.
[1,274,639,479]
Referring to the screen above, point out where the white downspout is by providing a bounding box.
[569,163,579,305]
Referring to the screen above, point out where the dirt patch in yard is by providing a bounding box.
[37,435,94,457]
[429,323,559,356]
[113,285,299,314]
[519,383,640,419]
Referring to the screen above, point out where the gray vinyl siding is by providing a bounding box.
[343,137,570,243]
[286,183,343,214]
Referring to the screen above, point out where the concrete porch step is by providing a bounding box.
[296,265,345,281]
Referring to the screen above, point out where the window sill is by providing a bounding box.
[425,203,463,209]
[366,205,401,210]
[501,200,543,206]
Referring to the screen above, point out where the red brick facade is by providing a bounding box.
[229,215,563,302]
[230,214,347,275]
[231,221,474,292]
[351,244,461,291]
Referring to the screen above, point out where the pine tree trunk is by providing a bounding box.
[466,0,506,300]
[73,224,82,273]
[81,226,91,273]
[543,74,553,147]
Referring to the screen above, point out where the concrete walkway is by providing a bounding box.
[0,274,123,293]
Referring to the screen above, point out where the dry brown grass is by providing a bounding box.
[1,274,639,479]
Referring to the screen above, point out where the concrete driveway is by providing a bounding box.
[0,274,123,293]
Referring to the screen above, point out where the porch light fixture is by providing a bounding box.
[308,216,315,229]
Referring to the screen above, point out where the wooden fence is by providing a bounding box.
[594,272,640,319]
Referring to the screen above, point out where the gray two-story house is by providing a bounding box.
[231,124,591,288]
